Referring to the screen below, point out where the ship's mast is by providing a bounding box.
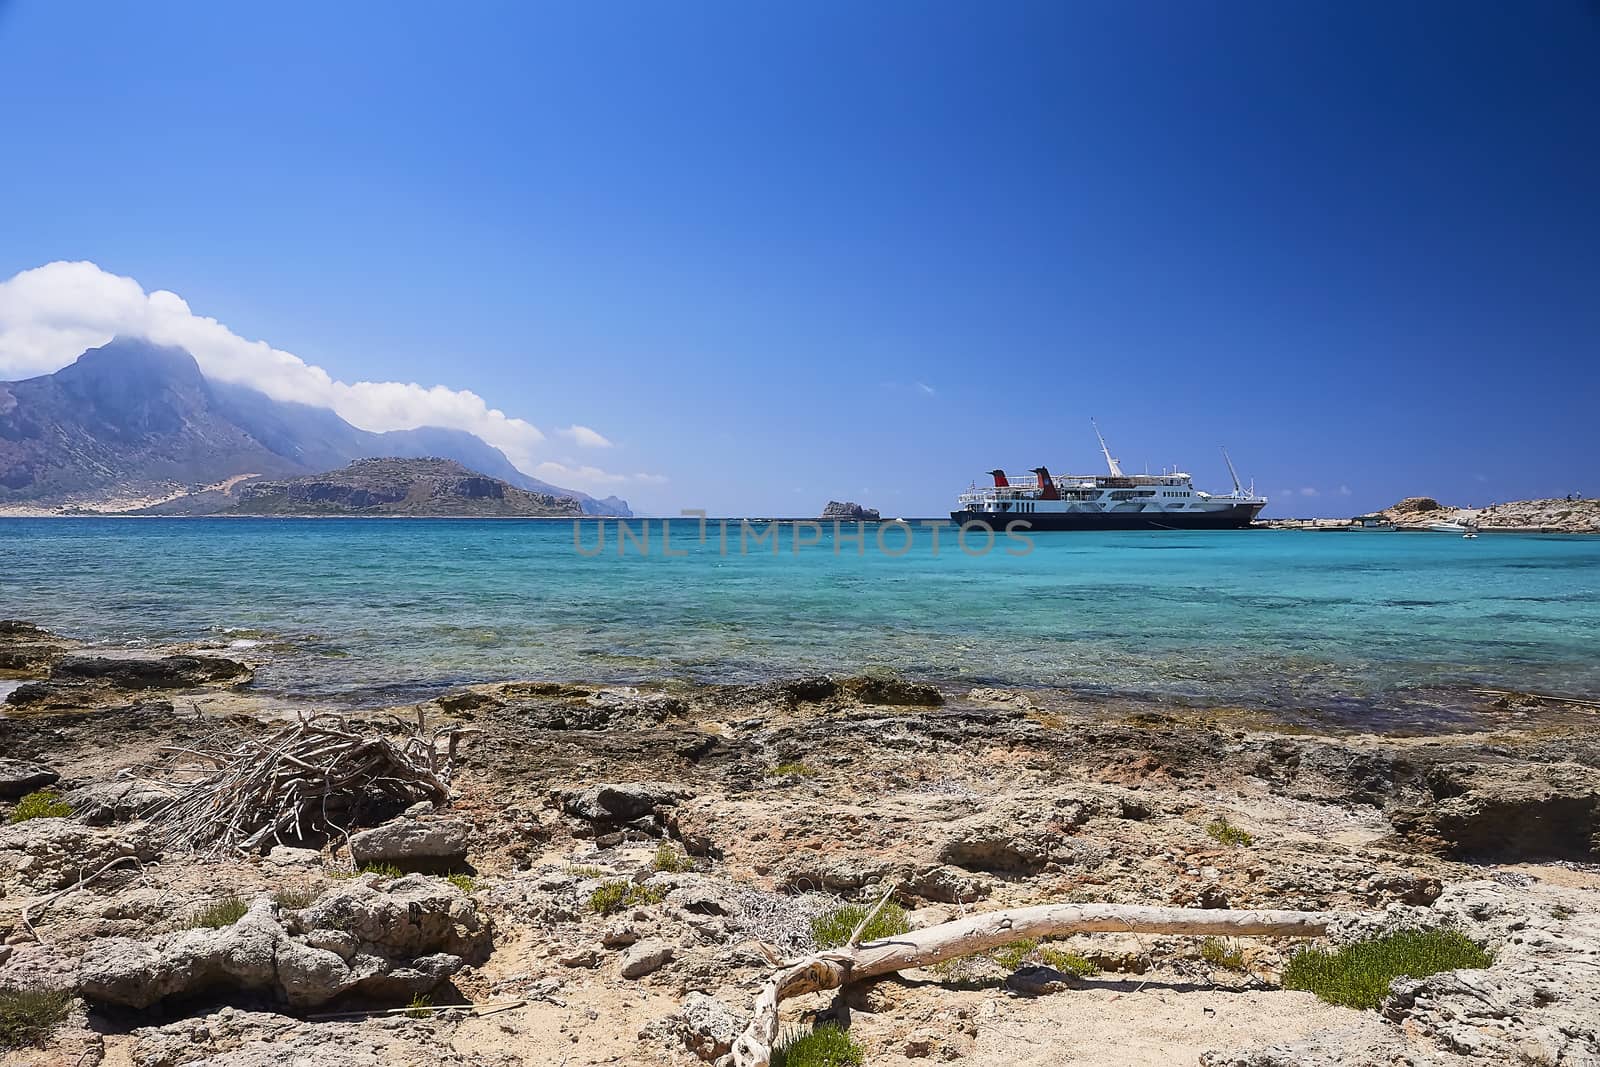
[1091,418,1124,478]
[1221,446,1244,495]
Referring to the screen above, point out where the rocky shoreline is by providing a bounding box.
[2,621,1598,1066]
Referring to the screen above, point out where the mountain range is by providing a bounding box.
[0,338,629,515]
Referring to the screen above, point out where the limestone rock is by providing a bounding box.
[641,992,743,1061]
[294,874,489,962]
[0,941,79,994]
[52,653,253,689]
[839,675,943,707]
[619,938,673,978]
[936,819,1059,873]
[77,878,489,1010]
[0,619,69,678]
[1389,763,1600,860]
[348,816,470,868]
[64,778,175,824]
[776,853,904,892]
[1005,963,1076,995]
[0,756,59,798]
[906,864,992,904]
[0,817,161,892]
[266,845,322,867]
[555,781,693,833]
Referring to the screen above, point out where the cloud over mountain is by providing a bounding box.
[0,261,641,491]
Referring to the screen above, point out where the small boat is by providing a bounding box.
[1426,521,1469,533]
[1463,531,1478,539]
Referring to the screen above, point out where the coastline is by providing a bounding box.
[2,619,1598,1065]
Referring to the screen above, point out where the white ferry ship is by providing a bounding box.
[950,422,1268,531]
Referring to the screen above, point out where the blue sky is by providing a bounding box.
[1,1,1596,516]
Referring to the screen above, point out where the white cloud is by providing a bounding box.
[1337,485,1353,496]
[534,461,624,487]
[1300,487,1321,497]
[915,381,936,396]
[0,261,658,495]
[559,424,613,448]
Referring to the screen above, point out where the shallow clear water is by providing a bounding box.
[2,518,1597,716]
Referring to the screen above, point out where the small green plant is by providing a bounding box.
[446,872,477,893]
[1283,928,1492,1010]
[0,988,72,1050]
[587,880,668,915]
[990,937,1039,971]
[568,864,607,878]
[404,993,432,1019]
[273,887,319,910]
[7,788,71,823]
[1205,816,1254,847]
[653,843,694,873]
[771,1022,864,1067]
[326,868,358,881]
[186,895,249,929]
[769,761,817,778]
[1200,937,1248,971]
[1039,946,1098,978]
[359,862,404,878]
[1551,903,1575,920]
[810,900,911,949]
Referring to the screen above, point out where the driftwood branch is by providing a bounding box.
[141,712,473,855]
[731,902,1339,1067]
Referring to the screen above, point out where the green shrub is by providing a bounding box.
[1205,816,1254,847]
[653,844,694,873]
[273,887,319,910]
[990,937,1039,971]
[568,864,606,878]
[186,896,249,929]
[8,789,71,823]
[1283,928,1492,1010]
[772,1022,864,1067]
[810,900,911,949]
[404,993,432,1019]
[446,872,477,893]
[1200,937,1247,971]
[769,762,817,778]
[587,880,668,915]
[1039,946,1098,978]
[360,863,404,878]
[0,988,71,1049]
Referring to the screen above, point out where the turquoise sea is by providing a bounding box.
[2,518,1598,721]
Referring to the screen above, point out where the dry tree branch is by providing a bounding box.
[139,712,473,855]
[731,902,1340,1067]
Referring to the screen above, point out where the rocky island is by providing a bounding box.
[820,501,881,521]
[1383,495,1600,533]
[2,620,1597,1066]
[227,458,584,518]
[1263,495,1600,533]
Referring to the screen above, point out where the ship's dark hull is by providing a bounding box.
[948,504,1264,531]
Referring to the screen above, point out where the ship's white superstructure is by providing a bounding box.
[951,422,1268,530]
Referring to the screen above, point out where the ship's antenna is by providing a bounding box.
[1221,446,1244,496]
[1092,418,1124,478]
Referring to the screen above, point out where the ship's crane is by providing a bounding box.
[1220,446,1255,498]
[1091,418,1124,478]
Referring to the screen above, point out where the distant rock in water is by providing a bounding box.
[820,500,881,521]
[230,457,584,517]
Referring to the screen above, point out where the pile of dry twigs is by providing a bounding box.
[143,711,471,854]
